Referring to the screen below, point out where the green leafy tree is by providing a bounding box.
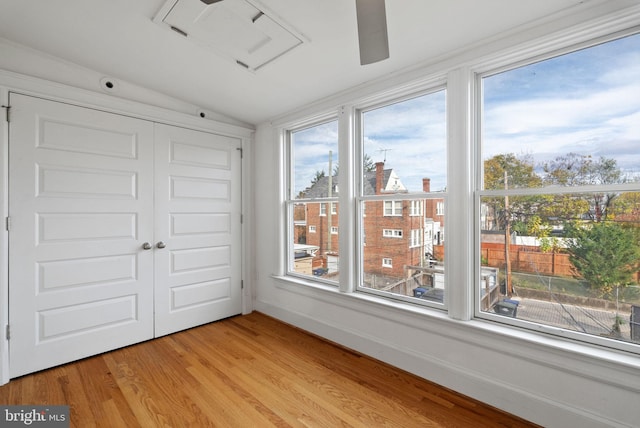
[565,221,640,297]
[484,153,543,230]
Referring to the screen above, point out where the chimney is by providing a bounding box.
[422,178,431,192]
[375,162,385,195]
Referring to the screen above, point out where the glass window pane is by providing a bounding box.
[363,91,447,192]
[292,120,339,200]
[359,90,447,303]
[480,33,640,346]
[361,198,445,302]
[291,201,339,284]
[289,120,339,284]
[480,192,640,343]
[483,34,640,189]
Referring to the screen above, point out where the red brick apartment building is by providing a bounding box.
[294,162,445,279]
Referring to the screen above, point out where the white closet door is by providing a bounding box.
[8,94,155,377]
[153,124,242,336]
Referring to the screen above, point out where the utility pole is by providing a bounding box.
[504,171,513,297]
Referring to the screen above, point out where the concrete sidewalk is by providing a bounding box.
[506,297,631,340]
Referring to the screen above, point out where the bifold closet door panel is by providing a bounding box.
[153,123,242,337]
[8,93,155,377]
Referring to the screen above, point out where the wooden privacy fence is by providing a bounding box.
[481,243,574,276]
[434,243,640,282]
[481,243,640,281]
[433,243,574,277]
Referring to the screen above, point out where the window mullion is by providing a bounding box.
[338,105,356,293]
[446,67,474,320]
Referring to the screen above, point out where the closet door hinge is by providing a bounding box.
[5,216,10,231]
[237,147,243,158]
[241,280,244,290]
[5,325,9,341]
[1,105,10,123]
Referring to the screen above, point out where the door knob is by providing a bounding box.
[142,242,152,250]
[156,241,166,249]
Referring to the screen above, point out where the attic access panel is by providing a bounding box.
[155,0,306,71]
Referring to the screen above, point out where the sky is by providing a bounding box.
[362,91,447,192]
[483,33,640,181]
[292,91,447,195]
[292,32,640,196]
[292,120,339,196]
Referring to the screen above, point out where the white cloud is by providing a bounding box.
[483,78,640,171]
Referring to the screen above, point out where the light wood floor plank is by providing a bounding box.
[0,312,539,427]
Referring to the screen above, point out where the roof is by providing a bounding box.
[302,169,393,198]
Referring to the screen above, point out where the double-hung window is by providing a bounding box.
[477,32,640,350]
[282,25,640,354]
[383,200,402,216]
[410,229,423,248]
[410,200,423,216]
[358,90,447,304]
[286,119,339,283]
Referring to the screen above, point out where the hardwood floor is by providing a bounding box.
[0,312,539,427]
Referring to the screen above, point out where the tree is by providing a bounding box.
[483,153,542,230]
[542,153,625,221]
[484,153,542,190]
[332,154,375,177]
[565,221,640,297]
[310,170,326,185]
[363,154,375,172]
[484,154,544,296]
[608,190,640,226]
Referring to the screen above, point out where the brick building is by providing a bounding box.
[294,162,445,279]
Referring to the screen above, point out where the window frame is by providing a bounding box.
[354,86,448,308]
[410,200,423,216]
[284,117,340,286]
[410,228,423,248]
[382,229,403,238]
[472,29,640,354]
[279,23,640,356]
[383,200,403,216]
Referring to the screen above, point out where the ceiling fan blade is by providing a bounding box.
[355,0,389,65]
[201,0,224,4]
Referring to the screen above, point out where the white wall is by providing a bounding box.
[0,37,251,129]
[252,4,640,427]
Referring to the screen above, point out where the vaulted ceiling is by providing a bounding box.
[0,0,632,125]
